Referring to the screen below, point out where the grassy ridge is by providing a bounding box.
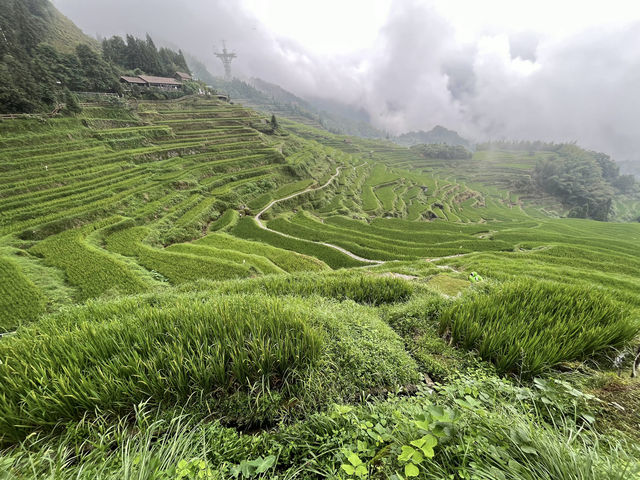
[188,271,414,305]
[196,231,328,272]
[106,226,254,283]
[30,222,151,300]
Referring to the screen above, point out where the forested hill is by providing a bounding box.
[395,125,473,148]
[101,35,189,78]
[0,0,96,54]
[478,142,638,221]
[0,0,114,112]
[0,0,192,114]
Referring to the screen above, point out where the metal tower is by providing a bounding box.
[214,41,236,79]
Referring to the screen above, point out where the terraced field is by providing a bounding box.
[2,97,639,325]
[1,96,640,479]
[0,98,357,324]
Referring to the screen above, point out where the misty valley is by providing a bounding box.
[0,1,639,479]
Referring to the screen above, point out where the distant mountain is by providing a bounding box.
[186,59,386,139]
[395,125,472,148]
[247,77,386,139]
[306,96,372,125]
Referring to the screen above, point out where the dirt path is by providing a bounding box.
[254,165,384,264]
[254,165,480,269]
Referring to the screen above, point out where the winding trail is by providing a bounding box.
[254,164,480,270]
[255,165,384,264]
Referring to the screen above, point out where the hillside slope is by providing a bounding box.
[0,96,639,479]
[0,0,97,54]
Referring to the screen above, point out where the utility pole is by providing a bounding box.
[214,41,236,80]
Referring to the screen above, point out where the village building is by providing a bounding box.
[119,75,147,86]
[137,75,182,89]
[119,74,184,90]
[174,71,192,82]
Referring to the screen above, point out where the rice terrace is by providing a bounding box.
[1,1,640,479]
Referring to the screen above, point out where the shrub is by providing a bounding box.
[439,280,640,376]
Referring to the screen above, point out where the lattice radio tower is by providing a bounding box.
[214,41,236,79]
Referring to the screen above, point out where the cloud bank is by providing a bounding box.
[53,0,640,164]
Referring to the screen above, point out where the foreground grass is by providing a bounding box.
[0,294,321,444]
[0,278,421,445]
[0,256,46,332]
[440,280,640,377]
[2,371,637,479]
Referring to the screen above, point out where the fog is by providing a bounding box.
[53,0,640,165]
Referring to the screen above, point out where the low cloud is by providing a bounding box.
[53,0,640,164]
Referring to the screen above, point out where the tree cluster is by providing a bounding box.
[0,0,121,113]
[102,35,189,78]
[534,145,636,221]
[0,1,194,114]
[410,143,473,160]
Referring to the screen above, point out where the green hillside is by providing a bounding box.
[0,0,97,54]
[0,94,639,478]
[0,1,198,114]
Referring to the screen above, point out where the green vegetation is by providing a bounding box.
[0,1,197,114]
[395,125,472,148]
[440,281,640,376]
[30,220,152,299]
[410,143,472,160]
[1,83,639,479]
[0,294,321,444]
[232,216,369,268]
[106,226,254,283]
[0,256,45,332]
[193,271,414,305]
[102,34,189,77]
[477,142,638,221]
[0,0,119,113]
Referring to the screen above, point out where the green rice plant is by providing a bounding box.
[269,212,512,260]
[207,209,240,232]
[364,164,400,187]
[196,232,327,272]
[106,226,252,283]
[193,271,414,305]
[0,294,322,444]
[361,185,380,211]
[0,256,46,332]
[248,179,314,210]
[375,184,397,211]
[440,280,640,376]
[231,217,368,269]
[166,243,285,275]
[30,222,151,300]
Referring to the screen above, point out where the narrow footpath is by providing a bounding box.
[254,165,384,264]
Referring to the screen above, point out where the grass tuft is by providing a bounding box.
[440,280,640,376]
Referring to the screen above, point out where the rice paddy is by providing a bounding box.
[1,96,639,478]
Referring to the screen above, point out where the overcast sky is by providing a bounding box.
[53,0,640,164]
